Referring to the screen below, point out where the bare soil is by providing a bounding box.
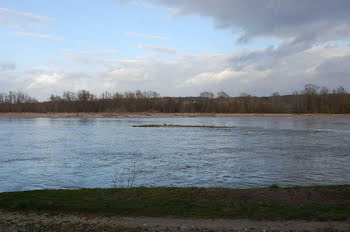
[1,211,349,232]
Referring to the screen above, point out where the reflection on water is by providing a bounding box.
[0,117,349,192]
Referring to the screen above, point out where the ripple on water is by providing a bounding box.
[0,117,349,192]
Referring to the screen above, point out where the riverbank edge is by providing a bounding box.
[1,112,350,118]
[0,185,349,222]
[1,210,349,232]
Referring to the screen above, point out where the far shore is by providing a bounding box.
[1,112,350,118]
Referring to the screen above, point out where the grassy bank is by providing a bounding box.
[0,185,349,221]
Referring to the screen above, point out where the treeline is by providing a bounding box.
[0,91,37,104]
[0,84,349,113]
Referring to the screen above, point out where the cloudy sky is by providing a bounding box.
[1,0,350,100]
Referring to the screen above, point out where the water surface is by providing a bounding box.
[0,117,349,192]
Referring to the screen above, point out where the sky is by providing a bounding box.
[1,0,350,100]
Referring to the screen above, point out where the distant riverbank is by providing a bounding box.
[1,112,350,118]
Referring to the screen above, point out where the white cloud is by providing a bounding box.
[0,61,16,71]
[137,44,177,54]
[128,0,350,44]
[185,69,261,86]
[27,72,61,90]
[63,49,119,56]
[2,43,350,100]
[0,7,53,28]
[10,31,64,41]
[124,31,168,40]
[0,7,52,21]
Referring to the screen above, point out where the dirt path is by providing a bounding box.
[1,211,349,232]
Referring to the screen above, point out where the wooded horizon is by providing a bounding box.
[1,84,349,114]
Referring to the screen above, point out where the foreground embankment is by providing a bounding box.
[1,112,350,118]
[0,185,349,231]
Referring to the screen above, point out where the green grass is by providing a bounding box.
[1,185,349,221]
[268,184,280,189]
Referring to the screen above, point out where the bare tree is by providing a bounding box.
[63,91,76,101]
[303,84,320,113]
[199,91,215,98]
[271,92,284,113]
[217,91,230,99]
[335,86,347,95]
[77,90,95,101]
[112,162,140,188]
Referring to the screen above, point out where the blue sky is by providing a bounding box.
[0,0,275,62]
[0,0,350,99]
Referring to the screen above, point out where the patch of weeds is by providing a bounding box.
[17,228,41,232]
[269,184,280,189]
